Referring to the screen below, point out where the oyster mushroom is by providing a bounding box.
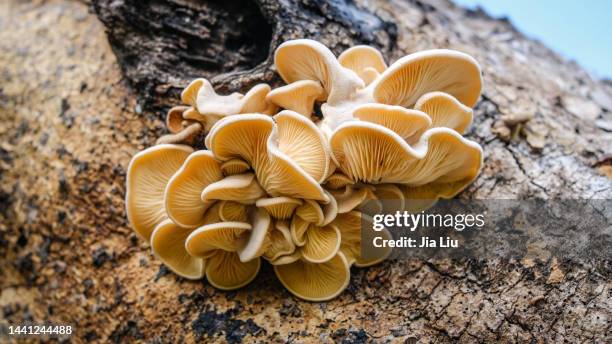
[126,144,192,240]
[265,80,325,118]
[338,45,387,85]
[164,150,223,228]
[274,252,351,301]
[415,91,474,134]
[255,196,303,219]
[150,219,204,279]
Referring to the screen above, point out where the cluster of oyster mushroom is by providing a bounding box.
[126,39,483,301]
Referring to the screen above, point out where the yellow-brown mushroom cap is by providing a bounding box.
[353,103,432,142]
[205,251,261,290]
[164,150,223,228]
[264,221,296,262]
[255,196,303,219]
[274,252,351,301]
[373,49,482,108]
[200,173,266,204]
[126,144,192,241]
[415,91,474,134]
[150,219,204,279]
[185,221,252,258]
[265,80,324,117]
[338,45,387,85]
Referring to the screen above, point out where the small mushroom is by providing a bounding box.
[338,45,387,85]
[372,49,482,108]
[265,80,325,118]
[274,252,351,301]
[299,224,341,263]
[219,201,248,222]
[274,39,364,104]
[150,219,204,279]
[415,91,473,134]
[331,211,392,267]
[295,199,325,225]
[185,222,260,290]
[324,172,355,190]
[353,103,431,141]
[164,150,223,228]
[255,196,303,219]
[220,159,250,176]
[156,122,202,145]
[200,173,266,203]
[126,144,192,240]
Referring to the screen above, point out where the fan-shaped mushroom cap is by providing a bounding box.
[181,79,204,106]
[221,159,250,176]
[330,186,376,214]
[240,83,276,114]
[207,114,329,201]
[126,144,192,241]
[272,110,331,183]
[206,250,260,290]
[165,105,191,133]
[150,219,204,279]
[264,221,296,261]
[373,49,482,108]
[219,201,248,222]
[200,173,266,203]
[164,150,223,228]
[415,91,474,134]
[201,201,222,224]
[324,172,354,189]
[320,190,338,226]
[274,39,364,103]
[156,122,202,145]
[265,80,324,117]
[330,122,482,190]
[373,184,406,211]
[256,196,302,219]
[295,199,324,225]
[338,45,387,85]
[353,103,432,142]
[274,252,351,301]
[331,212,392,267]
[185,221,252,259]
[300,224,341,263]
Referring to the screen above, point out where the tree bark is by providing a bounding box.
[0,0,610,342]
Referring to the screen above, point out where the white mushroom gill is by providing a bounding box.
[125,38,484,301]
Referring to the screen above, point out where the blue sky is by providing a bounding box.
[455,0,612,78]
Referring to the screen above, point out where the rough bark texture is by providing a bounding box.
[0,0,610,343]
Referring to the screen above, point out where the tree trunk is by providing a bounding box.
[1,0,610,342]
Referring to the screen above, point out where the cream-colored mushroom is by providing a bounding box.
[220,159,250,176]
[126,144,192,240]
[353,103,431,142]
[206,114,329,201]
[150,219,204,279]
[185,222,260,290]
[275,39,364,104]
[274,252,351,301]
[194,78,273,116]
[164,150,223,228]
[338,45,387,85]
[372,49,482,108]
[255,196,302,219]
[200,173,266,204]
[329,122,482,195]
[265,80,324,118]
[415,91,474,134]
[219,201,248,222]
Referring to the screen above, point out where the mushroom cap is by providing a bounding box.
[237,208,271,262]
[274,252,351,301]
[164,150,223,228]
[240,83,275,114]
[265,80,324,117]
[329,122,482,191]
[264,221,296,261]
[295,199,324,225]
[165,105,191,134]
[300,224,341,263]
[220,159,250,176]
[150,219,204,279]
[324,172,354,190]
[185,221,252,259]
[373,184,406,211]
[205,251,261,290]
[195,78,244,116]
[330,186,377,214]
[274,39,364,103]
[290,215,310,247]
[272,110,331,183]
[156,122,202,145]
[255,196,303,219]
[126,144,192,241]
[206,114,273,164]
[353,103,432,141]
[373,49,482,108]
[338,45,387,85]
[415,91,474,134]
[219,201,248,222]
[181,79,205,106]
[200,173,266,203]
